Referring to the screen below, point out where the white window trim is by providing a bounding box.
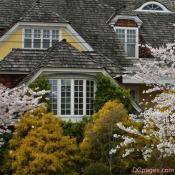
[50,79,95,120]
[135,1,171,13]
[22,27,60,49]
[114,26,139,58]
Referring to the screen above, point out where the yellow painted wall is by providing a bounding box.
[0,27,85,60]
[61,29,84,51]
[0,28,22,60]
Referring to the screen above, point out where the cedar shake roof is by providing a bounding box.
[19,2,68,23]
[0,49,46,73]
[0,0,174,76]
[0,40,120,80]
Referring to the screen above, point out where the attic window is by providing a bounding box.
[135,1,171,13]
[114,27,139,58]
[23,28,59,49]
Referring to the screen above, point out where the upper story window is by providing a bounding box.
[135,1,171,13]
[49,79,95,121]
[114,27,138,58]
[24,28,59,49]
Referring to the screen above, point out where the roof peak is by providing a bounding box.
[19,1,68,23]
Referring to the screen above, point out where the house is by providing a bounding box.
[0,0,174,121]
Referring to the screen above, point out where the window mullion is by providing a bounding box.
[41,29,43,49]
[71,80,74,115]
[58,80,61,116]
[83,80,86,116]
[125,29,127,52]
[50,30,52,47]
[31,29,34,49]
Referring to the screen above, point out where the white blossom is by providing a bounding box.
[0,84,47,147]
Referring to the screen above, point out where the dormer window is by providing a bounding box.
[135,1,171,13]
[114,27,138,58]
[23,28,59,49]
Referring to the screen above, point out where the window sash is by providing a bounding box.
[115,27,138,58]
[24,28,59,49]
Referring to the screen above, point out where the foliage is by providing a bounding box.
[111,43,175,170]
[95,74,132,112]
[80,100,130,173]
[83,163,111,175]
[2,107,79,175]
[29,76,51,111]
[61,117,91,144]
[0,84,46,147]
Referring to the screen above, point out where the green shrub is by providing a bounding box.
[83,163,111,175]
[95,74,132,112]
[61,117,91,144]
[2,107,79,175]
[29,76,51,110]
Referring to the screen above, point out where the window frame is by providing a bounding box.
[135,1,171,13]
[49,79,95,120]
[22,27,60,49]
[114,26,139,58]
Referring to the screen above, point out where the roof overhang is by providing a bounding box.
[109,15,143,28]
[25,68,117,86]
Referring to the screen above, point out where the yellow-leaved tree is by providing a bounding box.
[2,107,79,175]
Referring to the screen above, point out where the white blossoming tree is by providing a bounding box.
[0,84,47,147]
[111,43,175,169]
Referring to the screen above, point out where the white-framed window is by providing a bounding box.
[23,28,59,49]
[49,79,95,119]
[114,27,139,58]
[135,1,171,13]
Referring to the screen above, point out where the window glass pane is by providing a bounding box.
[52,30,59,45]
[49,80,58,115]
[74,80,84,115]
[116,29,125,43]
[86,80,94,115]
[34,29,41,38]
[25,29,31,38]
[34,39,41,48]
[61,80,71,115]
[33,29,41,48]
[24,29,32,48]
[43,30,50,48]
[24,39,32,48]
[127,44,135,57]
[43,30,50,38]
[143,4,163,10]
[43,39,50,48]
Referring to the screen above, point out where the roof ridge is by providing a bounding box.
[19,0,68,23]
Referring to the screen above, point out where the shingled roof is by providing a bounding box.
[19,2,68,23]
[0,40,121,84]
[0,49,46,73]
[0,0,174,76]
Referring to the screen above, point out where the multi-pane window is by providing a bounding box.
[142,4,163,11]
[86,81,94,115]
[115,28,138,57]
[24,28,59,49]
[49,79,95,118]
[24,29,32,48]
[48,80,58,115]
[61,80,71,115]
[34,29,41,48]
[74,80,84,115]
[43,30,50,48]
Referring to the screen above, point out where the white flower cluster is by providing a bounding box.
[117,122,141,136]
[109,148,117,155]
[0,84,47,147]
[122,148,134,158]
